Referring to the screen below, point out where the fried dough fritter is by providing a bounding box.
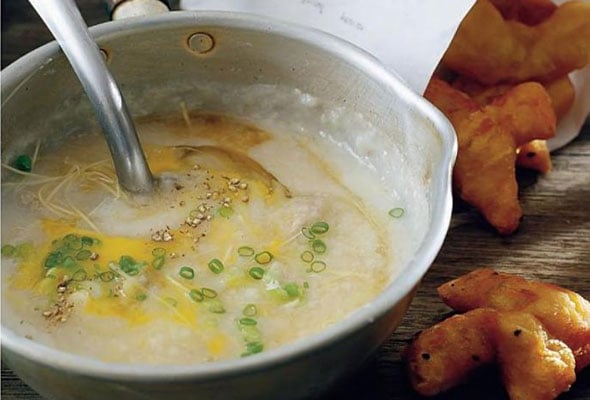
[406,308,576,399]
[443,0,590,85]
[516,139,552,173]
[424,78,556,234]
[438,268,590,371]
[452,75,575,120]
[488,0,557,25]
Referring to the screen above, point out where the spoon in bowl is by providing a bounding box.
[28,0,154,194]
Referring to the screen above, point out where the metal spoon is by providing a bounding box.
[28,0,154,194]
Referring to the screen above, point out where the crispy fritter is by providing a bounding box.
[443,0,590,85]
[452,75,575,120]
[406,308,497,396]
[407,308,576,399]
[516,139,552,173]
[488,0,557,25]
[424,78,556,234]
[438,268,590,371]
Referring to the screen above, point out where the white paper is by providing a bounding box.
[179,0,589,149]
[180,0,475,94]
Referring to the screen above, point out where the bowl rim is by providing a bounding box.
[1,10,457,381]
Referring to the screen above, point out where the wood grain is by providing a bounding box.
[2,1,589,399]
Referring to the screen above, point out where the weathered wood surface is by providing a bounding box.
[2,1,589,399]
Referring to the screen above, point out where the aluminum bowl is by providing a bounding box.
[1,11,456,400]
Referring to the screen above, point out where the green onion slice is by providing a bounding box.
[242,341,264,356]
[189,289,204,302]
[300,250,314,263]
[14,154,32,172]
[254,251,273,265]
[152,256,165,270]
[152,247,166,257]
[388,207,405,218]
[248,266,265,280]
[208,258,224,274]
[63,256,77,269]
[44,252,63,268]
[1,244,16,257]
[136,292,148,301]
[76,249,92,261]
[311,239,327,254]
[243,304,257,317]
[72,269,88,281]
[283,283,300,298]
[239,317,257,326]
[81,236,95,247]
[99,271,115,282]
[179,266,195,280]
[301,227,315,240]
[310,221,329,235]
[237,246,255,257]
[201,287,218,298]
[208,301,226,314]
[218,206,234,219]
[310,260,327,273]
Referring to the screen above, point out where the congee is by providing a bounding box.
[1,110,422,364]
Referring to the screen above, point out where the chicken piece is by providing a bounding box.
[488,0,557,25]
[407,308,576,399]
[443,0,590,85]
[425,78,556,234]
[438,268,590,371]
[516,139,552,173]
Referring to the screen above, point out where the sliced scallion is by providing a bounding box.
[300,250,314,263]
[99,271,115,282]
[75,249,92,261]
[310,221,329,235]
[388,207,405,218]
[136,292,148,301]
[81,236,95,247]
[248,267,265,280]
[310,260,327,273]
[243,304,257,317]
[189,289,204,302]
[311,239,327,254]
[254,251,273,265]
[14,154,32,172]
[301,227,315,240]
[208,258,224,274]
[72,269,87,281]
[208,301,226,314]
[201,287,218,298]
[152,255,165,270]
[283,283,300,298]
[239,317,257,326]
[1,244,16,257]
[237,246,255,257]
[179,266,195,280]
[152,247,166,257]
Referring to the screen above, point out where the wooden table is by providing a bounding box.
[2,1,589,399]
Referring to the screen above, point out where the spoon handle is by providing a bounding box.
[28,0,154,194]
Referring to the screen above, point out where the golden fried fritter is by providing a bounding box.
[424,78,556,234]
[438,268,590,371]
[443,0,590,85]
[406,308,576,399]
[452,75,575,120]
[406,308,497,396]
[516,139,552,173]
[488,0,557,25]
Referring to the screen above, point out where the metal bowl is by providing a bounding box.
[1,11,456,400]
